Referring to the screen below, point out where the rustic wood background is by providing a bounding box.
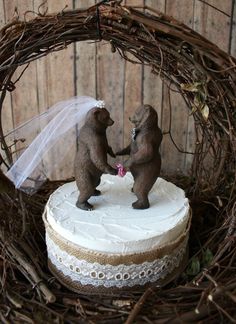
[0,0,235,180]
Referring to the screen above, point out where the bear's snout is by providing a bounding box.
[108,118,114,126]
[129,116,135,123]
[129,115,140,126]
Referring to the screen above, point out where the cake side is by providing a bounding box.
[44,210,190,291]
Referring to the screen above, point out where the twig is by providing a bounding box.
[6,243,56,303]
[125,288,153,324]
[0,312,11,324]
[6,290,23,309]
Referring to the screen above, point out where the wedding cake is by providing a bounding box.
[43,172,191,294]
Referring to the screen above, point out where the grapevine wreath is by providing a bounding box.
[0,1,236,322]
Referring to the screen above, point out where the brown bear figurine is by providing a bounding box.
[116,104,162,209]
[74,107,117,211]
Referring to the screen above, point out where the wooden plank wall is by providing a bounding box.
[0,0,235,180]
[162,0,195,174]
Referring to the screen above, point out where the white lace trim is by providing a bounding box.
[46,234,187,288]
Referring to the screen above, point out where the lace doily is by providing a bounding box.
[46,233,188,288]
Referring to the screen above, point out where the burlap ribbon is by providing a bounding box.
[43,210,191,266]
[43,209,191,294]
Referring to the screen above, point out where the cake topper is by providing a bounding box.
[116,104,163,209]
[74,107,117,211]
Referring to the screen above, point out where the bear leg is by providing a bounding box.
[92,175,101,196]
[76,200,93,211]
[75,172,102,210]
[132,198,150,209]
[76,186,95,211]
[93,189,101,196]
[132,178,150,209]
[130,169,138,193]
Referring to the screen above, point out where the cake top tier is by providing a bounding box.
[45,173,190,254]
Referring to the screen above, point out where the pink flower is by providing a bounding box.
[116,163,127,177]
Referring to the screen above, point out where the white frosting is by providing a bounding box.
[45,173,190,254]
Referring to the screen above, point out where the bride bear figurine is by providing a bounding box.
[74,107,117,211]
[116,104,162,209]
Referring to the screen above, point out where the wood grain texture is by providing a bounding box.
[193,0,232,174]
[0,0,4,28]
[3,0,37,164]
[0,0,13,134]
[0,0,13,171]
[201,0,232,16]
[143,0,166,173]
[96,41,125,165]
[0,0,235,179]
[96,0,125,164]
[123,0,144,148]
[194,0,232,52]
[143,0,165,126]
[167,0,195,173]
[229,0,236,56]
[75,0,96,99]
[34,0,75,180]
[160,0,195,174]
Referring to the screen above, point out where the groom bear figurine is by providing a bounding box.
[116,104,162,209]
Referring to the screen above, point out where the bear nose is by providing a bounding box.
[129,116,136,123]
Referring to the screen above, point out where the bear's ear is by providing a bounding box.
[92,108,101,118]
[144,105,153,113]
[140,105,157,127]
[92,108,106,124]
[143,105,152,119]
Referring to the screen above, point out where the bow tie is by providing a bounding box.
[131,128,138,141]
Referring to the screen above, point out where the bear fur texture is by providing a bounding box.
[116,104,162,209]
[74,107,117,211]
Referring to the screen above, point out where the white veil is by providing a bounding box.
[5,96,105,194]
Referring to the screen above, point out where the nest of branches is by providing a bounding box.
[0,1,236,323]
